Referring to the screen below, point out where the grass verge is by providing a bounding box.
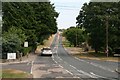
[62,37,119,62]
[2,69,32,78]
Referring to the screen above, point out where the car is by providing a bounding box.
[41,47,52,56]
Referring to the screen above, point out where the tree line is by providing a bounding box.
[2,2,58,58]
[63,27,85,47]
[63,2,120,55]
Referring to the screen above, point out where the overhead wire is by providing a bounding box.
[55,5,80,10]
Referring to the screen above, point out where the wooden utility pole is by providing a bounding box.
[106,16,109,57]
[76,27,78,47]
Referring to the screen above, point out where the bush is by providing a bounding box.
[21,47,32,56]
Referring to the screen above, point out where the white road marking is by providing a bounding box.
[30,61,34,74]
[75,57,87,62]
[90,62,115,72]
[53,47,57,50]
[59,65,63,68]
[57,56,63,61]
[52,52,74,76]
[27,61,31,65]
[52,58,58,64]
[55,50,57,54]
[77,70,98,78]
[69,65,77,69]
[61,58,98,78]
[65,69,74,75]
[52,55,54,58]
[52,40,103,78]
[53,52,100,78]
[75,57,115,73]
[90,72,106,78]
[63,57,106,78]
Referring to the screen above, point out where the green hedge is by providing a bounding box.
[21,47,32,56]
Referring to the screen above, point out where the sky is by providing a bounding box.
[50,0,90,29]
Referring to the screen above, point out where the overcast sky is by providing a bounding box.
[50,0,90,29]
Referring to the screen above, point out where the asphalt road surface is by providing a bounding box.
[50,33,119,79]
[2,33,120,80]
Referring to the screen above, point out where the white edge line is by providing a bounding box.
[75,57,115,73]
[56,55,97,78]
[53,46,102,78]
[65,69,74,75]
[59,65,63,68]
[90,72,106,78]
[52,54,74,76]
[27,61,30,65]
[30,61,34,74]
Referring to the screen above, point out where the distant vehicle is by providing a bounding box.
[41,47,52,56]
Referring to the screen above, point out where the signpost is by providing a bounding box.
[7,53,16,60]
[24,41,28,47]
[24,41,29,58]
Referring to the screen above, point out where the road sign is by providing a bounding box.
[24,41,28,47]
[7,53,16,59]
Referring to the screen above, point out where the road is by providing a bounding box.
[50,33,119,79]
[2,33,119,79]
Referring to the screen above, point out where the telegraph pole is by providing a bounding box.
[105,8,112,57]
[106,16,109,57]
[76,26,78,47]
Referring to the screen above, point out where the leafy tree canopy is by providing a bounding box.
[76,2,120,53]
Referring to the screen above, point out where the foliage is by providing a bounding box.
[21,47,32,56]
[63,27,85,47]
[2,27,26,54]
[2,2,58,55]
[76,2,120,53]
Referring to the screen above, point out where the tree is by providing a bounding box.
[76,2,120,53]
[2,27,26,57]
[63,27,85,47]
[2,2,59,53]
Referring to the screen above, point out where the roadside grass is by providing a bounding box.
[2,69,32,78]
[75,51,119,61]
[62,37,74,47]
[35,34,55,54]
[62,37,119,62]
[0,69,2,78]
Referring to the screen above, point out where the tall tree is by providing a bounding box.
[63,27,85,47]
[76,2,120,53]
[2,2,58,54]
